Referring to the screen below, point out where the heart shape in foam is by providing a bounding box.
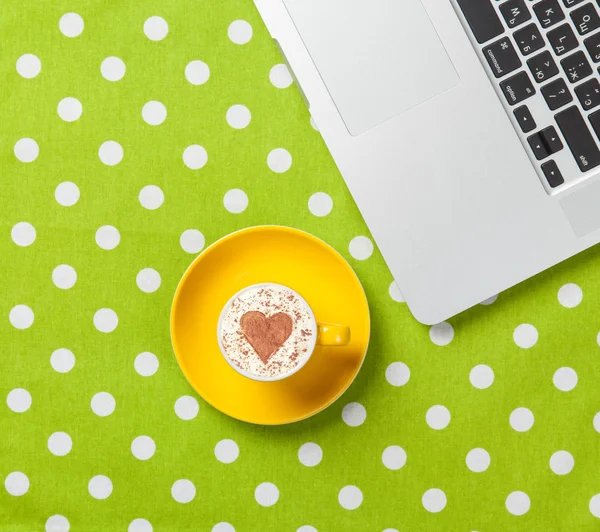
[239,311,294,364]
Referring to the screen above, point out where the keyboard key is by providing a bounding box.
[540,125,564,153]
[542,78,574,109]
[528,132,550,159]
[500,0,532,28]
[555,105,600,171]
[561,51,593,82]
[575,78,600,110]
[562,0,585,6]
[589,109,600,139]
[547,24,579,56]
[571,3,600,35]
[527,51,559,82]
[500,71,536,105]
[541,160,565,188]
[534,0,566,28]
[483,37,522,78]
[457,0,505,44]
[514,105,537,132]
[584,32,600,62]
[514,24,545,55]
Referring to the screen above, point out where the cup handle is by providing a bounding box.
[317,323,351,346]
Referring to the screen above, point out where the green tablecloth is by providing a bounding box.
[2,1,600,531]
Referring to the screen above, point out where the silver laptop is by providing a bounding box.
[254,0,600,324]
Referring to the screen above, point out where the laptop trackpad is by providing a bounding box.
[283,0,459,136]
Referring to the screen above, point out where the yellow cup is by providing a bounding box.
[217,283,350,382]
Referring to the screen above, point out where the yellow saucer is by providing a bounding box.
[170,226,370,425]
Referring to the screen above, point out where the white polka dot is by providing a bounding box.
[553,367,578,392]
[349,236,374,260]
[388,281,405,303]
[51,348,75,373]
[101,57,126,81]
[267,148,292,173]
[139,185,164,210]
[144,16,168,41]
[88,475,112,500]
[134,352,159,377]
[212,524,235,532]
[382,446,407,470]
[308,192,333,217]
[5,472,29,496]
[214,439,239,464]
[59,13,84,37]
[185,60,210,85]
[136,268,161,293]
[558,283,583,308]
[269,64,293,88]
[480,294,498,305]
[171,479,196,503]
[338,485,362,510]
[98,141,123,166]
[142,101,167,126]
[505,491,530,516]
[175,396,199,420]
[11,222,36,247]
[128,518,152,532]
[422,489,447,513]
[469,365,494,389]
[510,407,534,432]
[91,392,116,417]
[594,412,600,433]
[95,226,120,250]
[513,324,538,348]
[385,362,410,387]
[14,138,39,163]
[180,229,205,254]
[7,388,32,413]
[9,305,34,329]
[466,448,490,472]
[429,322,454,346]
[16,54,41,78]
[226,104,251,129]
[57,97,82,122]
[223,189,248,214]
[590,494,600,517]
[48,432,72,456]
[131,436,156,461]
[296,527,317,532]
[182,145,208,170]
[52,264,77,290]
[342,402,366,427]
[228,20,252,44]
[254,482,279,507]
[549,450,574,475]
[382,529,399,532]
[45,514,70,532]
[298,443,322,467]
[55,182,80,206]
[426,405,451,430]
[93,308,118,333]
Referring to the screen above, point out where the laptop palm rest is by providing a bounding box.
[283,0,460,136]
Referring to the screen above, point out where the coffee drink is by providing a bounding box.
[218,284,316,380]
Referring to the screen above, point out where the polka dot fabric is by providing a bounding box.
[2,2,600,531]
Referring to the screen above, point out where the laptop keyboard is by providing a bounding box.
[455,0,600,193]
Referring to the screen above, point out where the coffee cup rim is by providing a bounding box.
[216,283,318,382]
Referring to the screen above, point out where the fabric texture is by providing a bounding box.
[2,1,600,531]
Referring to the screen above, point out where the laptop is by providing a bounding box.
[253,0,600,324]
